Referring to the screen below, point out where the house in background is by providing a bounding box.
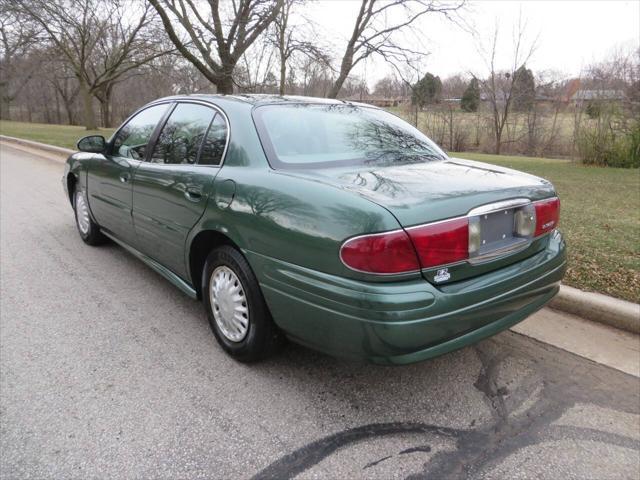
[562,79,625,105]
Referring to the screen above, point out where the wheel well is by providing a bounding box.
[189,230,238,299]
[66,173,77,205]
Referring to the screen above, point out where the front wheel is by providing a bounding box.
[73,189,106,245]
[202,246,284,362]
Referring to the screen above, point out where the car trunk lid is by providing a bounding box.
[282,157,558,284]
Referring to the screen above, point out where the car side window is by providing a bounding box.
[150,103,216,165]
[198,114,228,166]
[112,104,169,160]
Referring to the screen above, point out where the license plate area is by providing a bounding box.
[479,208,517,253]
[468,200,534,263]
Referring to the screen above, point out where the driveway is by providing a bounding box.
[1,144,638,479]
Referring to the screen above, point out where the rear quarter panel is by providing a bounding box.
[196,165,403,280]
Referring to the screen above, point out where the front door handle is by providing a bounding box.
[184,187,203,203]
[119,172,130,183]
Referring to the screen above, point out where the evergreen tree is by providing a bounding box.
[512,66,535,111]
[461,77,480,112]
[412,73,442,107]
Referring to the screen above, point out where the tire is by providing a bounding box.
[202,245,284,362]
[73,189,106,246]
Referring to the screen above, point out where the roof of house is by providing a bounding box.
[572,89,626,100]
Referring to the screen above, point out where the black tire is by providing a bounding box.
[202,245,284,362]
[73,189,106,246]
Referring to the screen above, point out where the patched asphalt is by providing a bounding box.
[1,144,639,479]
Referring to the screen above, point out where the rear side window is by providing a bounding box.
[150,103,216,165]
[112,104,169,160]
[199,114,228,166]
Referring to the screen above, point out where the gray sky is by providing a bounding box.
[304,0,640,85]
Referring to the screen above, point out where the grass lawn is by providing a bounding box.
[0,120,115,150]
[1,121,638,302]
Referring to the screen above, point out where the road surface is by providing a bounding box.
[1,144,639,479]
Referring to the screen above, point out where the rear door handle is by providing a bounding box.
[184,187,203,202]
[119,172,130,183]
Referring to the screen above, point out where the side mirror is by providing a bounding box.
[77,135,106,153]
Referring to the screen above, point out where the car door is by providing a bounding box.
[87,103,171,246]
[131,102,228,278]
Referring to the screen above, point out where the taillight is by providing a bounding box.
[340,230,420,274]
[340,197,560,275]
[534,197,560,237]
[406,218,469,268]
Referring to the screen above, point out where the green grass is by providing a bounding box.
[453,152,640,303]
[1,121,638,302]
[0,120,115,150]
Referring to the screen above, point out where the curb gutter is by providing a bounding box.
[550,285,639,334]
[0,134,74,157]
[1,134,639,334]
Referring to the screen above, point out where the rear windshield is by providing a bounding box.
[253,103,447,169]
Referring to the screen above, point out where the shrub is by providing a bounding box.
[585,101,601,119]
[577,121,640,168]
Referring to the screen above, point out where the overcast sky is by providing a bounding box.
[303,0,640,86]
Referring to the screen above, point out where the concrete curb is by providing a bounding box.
[550,285,639,334]
[0,135,74,157]
[1,134,639,334]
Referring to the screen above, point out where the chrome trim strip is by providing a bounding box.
[405,215,467,231]
[468,198,531,217]
[467,238,531,265]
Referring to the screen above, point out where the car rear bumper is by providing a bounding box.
[246,230,566,365]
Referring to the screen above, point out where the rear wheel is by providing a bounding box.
[73,189,106,245]
[202,246,284,362]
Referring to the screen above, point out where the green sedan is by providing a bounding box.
[63,95,566,365]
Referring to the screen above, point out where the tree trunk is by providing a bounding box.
[54,89,62,124]
[43,93,52,123]
[79,79,97,130]
[63,99,75,125]
[279,58,286,96]
[0,97,10,120]
[449,106,454,151]
[98,89,112,128]
[328,48,355,99]
[217,74,234,94]
[328,70,349,99]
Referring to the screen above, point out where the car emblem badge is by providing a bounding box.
[434,268,451,283]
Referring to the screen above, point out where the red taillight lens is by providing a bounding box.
[407,218,469,268]
[340,197,560,275]
[340,230,420,274]
[534,197,560,237]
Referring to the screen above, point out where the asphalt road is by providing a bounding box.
[1,144,639,480]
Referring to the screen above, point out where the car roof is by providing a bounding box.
[151,93,380,109]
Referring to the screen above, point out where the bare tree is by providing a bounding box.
[149,0,283,94]
[16,0,169,129]
[373,75,409,98]
[298,55,333,97]
[46,57,80,125]
[0,3,40,119]
[328,0,464,98]
[476,17,538,154]
[236,42,278,92]
[271,0,330,95]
